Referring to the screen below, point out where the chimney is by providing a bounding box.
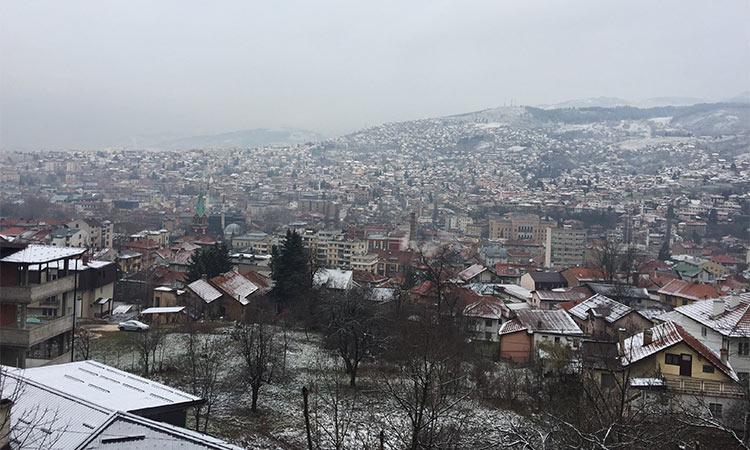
[712,299,726,317]
[720,347,728,365]
[0,398,13,450]
[617,327,626,357]
[643,328,653,346]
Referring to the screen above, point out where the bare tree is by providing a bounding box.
[381,312,474,450]
[322,288,386,387]
[593,238,621,283]
[419,244,461,318]
[0,367,65,450]
[130,327,166,376]
[181,322,228,433]
[231,314,280,412]
[74,326,94,361]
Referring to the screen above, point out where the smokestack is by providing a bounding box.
[720,347,728,364]
[712,299,726,317]
[0,398,13,450]
[617,327,626,357]
[643,328,653,346]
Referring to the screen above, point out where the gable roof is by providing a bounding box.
[534,289,588,302]
[458,264,487,282]
[512,309,583,335]
[187,278,224,303]
[657,279,720,302]
[526,271,566,284]
[463,298,504,320]
[620,321,738,382]
[210,270,259,305]
[568,294,633,323]
[673,293,750,337]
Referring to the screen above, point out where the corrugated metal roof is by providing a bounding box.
[458,264,487,281]
[19,361,201,413]
[141,306,185,314]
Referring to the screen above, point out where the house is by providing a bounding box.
[673,261,714,283]
[457,264,494,283]
[116,250,142,274]
[143,286,188,324]
[208,270,261,321]
[314,268,354,291]
[657,279,720,307]
[530,289,589,310]
[463,298,504,344]
[519,271,567,291]
[185,277,224,318]
[499,309,584,363]
[615,322,744,423]
[583,282,657,308]
[568,294,652,340]
[0,361,240,449]
[662,293,750,388]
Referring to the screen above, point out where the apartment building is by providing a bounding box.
[544,226,587,268]
[0,244,85,368]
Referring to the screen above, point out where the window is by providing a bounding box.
[701,327,707,337]
[665,353,681,365]
[485,332,493,341]
[485,319,494,327]
[554,337,561,344]
[708,403,723,419]
[739,340,750,356]
[738,372,749,387]
[702,364,715,374]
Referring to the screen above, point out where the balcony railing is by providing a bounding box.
[0,276,76,304]
[664,375,745,399]
[0,314,74,348]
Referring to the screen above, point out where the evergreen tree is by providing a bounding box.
[186,244,233,283]
[270,229,310,308]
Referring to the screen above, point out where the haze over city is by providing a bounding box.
[2,0,749,150]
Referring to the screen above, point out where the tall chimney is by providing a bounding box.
[712,299,726,317]
[643,328,653,346]
[0,398,13,450]
[617,327,626,356]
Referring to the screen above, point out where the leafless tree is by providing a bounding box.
[231,313,281,412]
[74,326,94,361]
[181,322,228,433]
[419,244,461,318]
[322,288,386,387]
[593,238,621,283]
[130,326,166,376]
[381,311,474,450]
[0,367,65,450]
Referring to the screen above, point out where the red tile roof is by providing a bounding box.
[657,279,720,302]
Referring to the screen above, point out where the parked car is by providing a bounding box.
[118,320,150,332]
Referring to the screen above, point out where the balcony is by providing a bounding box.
[664,375,745,399]
[0,276,76,304]
[0,314,74,348]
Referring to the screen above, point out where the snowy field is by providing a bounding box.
[87,326,525,449]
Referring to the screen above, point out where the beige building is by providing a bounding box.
[544,226,586,268]
[489,213,555,245]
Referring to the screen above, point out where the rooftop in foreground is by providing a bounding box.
[0,244,86,264]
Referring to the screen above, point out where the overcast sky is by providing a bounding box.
[2,0,749,150]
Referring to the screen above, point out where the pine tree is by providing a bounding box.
[186,244,233,283]
[270,229,310,308]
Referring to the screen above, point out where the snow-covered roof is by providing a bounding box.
[568,294,633,323]
[112,304,134,315]
[463,299,503,319]
[629,377,666,387]
[458,264,487,281]
[314,268,353,290]
[672,293,750,337]
[502,309,583,335]
[211,270,259,305]
[620,321,738,381]
[141,306,185,314]
[497,284,532,301]
[0,244,86,264]
[154,286,174,292]
[13,360,203,413]
[188,278,223,303]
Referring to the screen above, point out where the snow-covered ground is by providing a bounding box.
[89,327,524,449]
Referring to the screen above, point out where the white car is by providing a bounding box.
[118,320,150,332]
